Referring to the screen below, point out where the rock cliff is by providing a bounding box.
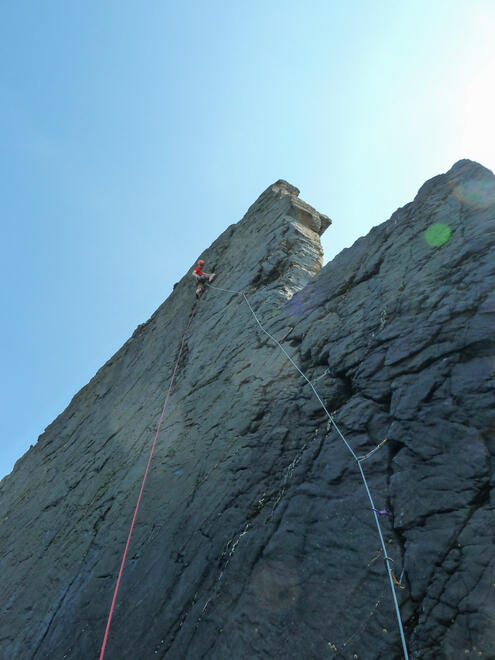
[1,162,494,659]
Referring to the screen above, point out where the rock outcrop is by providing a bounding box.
[1,163,494,659]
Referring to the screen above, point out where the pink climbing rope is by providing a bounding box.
[99,302,199,660]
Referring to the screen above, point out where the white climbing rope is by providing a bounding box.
[206,281,409,660]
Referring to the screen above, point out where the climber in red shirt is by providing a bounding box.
[193,259,215,299]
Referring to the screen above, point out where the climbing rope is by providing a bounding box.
[99,302,199,660]
[207,282,409,660]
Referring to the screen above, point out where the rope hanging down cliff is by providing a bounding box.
[206,281,410,660]
[100,280,408,660]
[99,302,199,660]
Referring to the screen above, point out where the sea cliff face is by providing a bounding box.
[1,161,494,659]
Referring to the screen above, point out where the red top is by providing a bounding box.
[194,267,204,276]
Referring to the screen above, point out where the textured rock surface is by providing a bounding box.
[1,164,494,659]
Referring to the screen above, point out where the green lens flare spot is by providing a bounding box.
[425,223,451,247]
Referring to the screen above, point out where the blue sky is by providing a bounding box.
[1,0,494,479]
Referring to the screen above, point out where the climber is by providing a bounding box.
[193,259,215,299]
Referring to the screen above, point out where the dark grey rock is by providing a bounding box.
[1,163,494,659]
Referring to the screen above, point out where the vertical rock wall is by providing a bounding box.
[0,163,494,659]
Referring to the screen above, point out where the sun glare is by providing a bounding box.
[459,9,495,172]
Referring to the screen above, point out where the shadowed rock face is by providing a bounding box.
[1,163,494,660]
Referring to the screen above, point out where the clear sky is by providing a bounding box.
[1,0,494,479]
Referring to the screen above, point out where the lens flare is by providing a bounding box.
[251,560,301,612]
[286,282,326,318]
[449,177,495,209]
[424,223,451,247]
